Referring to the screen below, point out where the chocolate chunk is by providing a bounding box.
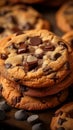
[53,53,61,60]
[58,118,67,125]
[17,42,27,54]
[12,97,21,106]
[0,109,6,120]
[43,67,54,75]
[64,61,70,70]
[42,41,55,51]
[0,101,11,112]
[23,22,34,30]
[27,114,39,125]
[11,27,21,33]
[8,15,18,25]
[5,63,12,69]
[15,110,28,121]
[0,27,5,33]
[23,55,38,71]
[1,53,8,60]
[57,127,65,130]
[58,41,68,49]
[30,36,42,46]
[32,123,45,130]
[23,62,29,72]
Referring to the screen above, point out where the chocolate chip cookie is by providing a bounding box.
[56,1,73,32]
[0,4,50,39]
[50,102,73,130]
[0,30,70,88]
[0,76,69,110]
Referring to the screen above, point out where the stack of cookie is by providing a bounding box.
[0,29,72,110]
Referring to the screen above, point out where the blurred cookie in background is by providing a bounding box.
[56,1,73,32]
[0,4,50,40]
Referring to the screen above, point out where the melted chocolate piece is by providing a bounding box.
[42,41,55,51]
[58,118,67,125]
[11,27,21,33]
[23,22,34,30]
[30,36,42,46]
[53,53,61,60]
[17,42,27,54]
[1,53,8,60]
[0,27,5,33]
[5,63,12,69]
[23,61,38,72]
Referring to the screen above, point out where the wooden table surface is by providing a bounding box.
[0,4,73,130]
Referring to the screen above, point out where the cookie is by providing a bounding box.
[0,76,69,110]
[50,102,73,130]
[0,4,50,39]
[56,1,73,32]
[0,30,70,88]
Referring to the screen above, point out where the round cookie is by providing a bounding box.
[56,1,73,32]
[0,4,50,39]
[0,30,70,88]
[50,102,73,130]
[0,77,69,110]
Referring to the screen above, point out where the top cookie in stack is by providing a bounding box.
[0,29,72,90]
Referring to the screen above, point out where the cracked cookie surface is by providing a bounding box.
[0,30,71,88]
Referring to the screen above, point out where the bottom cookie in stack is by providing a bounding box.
[0,76,69,111]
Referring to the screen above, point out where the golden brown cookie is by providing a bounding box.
[0,76,69,110]
[50,102,73,130]
[0,30,70,88]
[56,1,73,32]
[0,4,50,39]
